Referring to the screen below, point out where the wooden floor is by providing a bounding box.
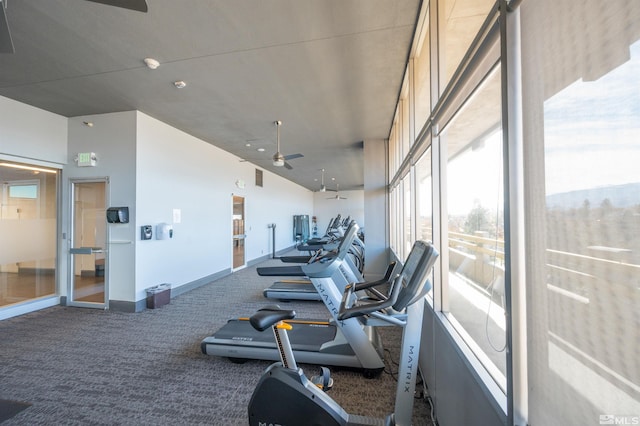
[72,275,104,303]
[0,271,104,306]
[0,270,55,307]
[232,240,245,269]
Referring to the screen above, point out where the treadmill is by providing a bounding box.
[260,222,364,301]
[200,223,386,375]
[295,215,344,252]
[261,245,364,301]
[270,216,349,263]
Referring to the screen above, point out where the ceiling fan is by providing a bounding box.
[317,169,337,193]
[272,120,303,170]
[0,0,148,54]
[326,184,347,200]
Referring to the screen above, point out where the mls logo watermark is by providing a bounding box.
[600,414,640,425]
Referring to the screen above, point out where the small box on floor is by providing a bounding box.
[146,283,171,309]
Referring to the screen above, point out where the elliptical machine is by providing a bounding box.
[247,240,439,426]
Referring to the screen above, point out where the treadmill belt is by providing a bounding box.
[279,255,311,263]
[256,265,305,276]
[211,318,336,352]
[297,243,325,252]
[263,281,320,301]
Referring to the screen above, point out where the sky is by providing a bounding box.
[543,40,640,196]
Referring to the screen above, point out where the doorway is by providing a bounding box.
[232,195,245,270]
[68,179,108,308]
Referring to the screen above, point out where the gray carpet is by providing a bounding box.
[0,257,435,425]
[0,400,31,422]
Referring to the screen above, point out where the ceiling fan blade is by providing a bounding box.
[0,2,15,54]
[284,153,303,161]
[85,0,149,13]
[284,162,293,170]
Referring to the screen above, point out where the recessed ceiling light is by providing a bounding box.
[173,80,186,89]
[245,143,251,147]
[257,148,265,152]
[143,57,160,70]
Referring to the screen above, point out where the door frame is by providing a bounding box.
[232,194,246,271]
[67,177,109,309]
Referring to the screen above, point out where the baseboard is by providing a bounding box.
[17,268,56,275]
[60,296,139,313]
[247,253,271,267]
[109,268,234,313]
[109,300,139,313]
[109,250,290,313]
[247,245,296,267]
[170,268,232,298]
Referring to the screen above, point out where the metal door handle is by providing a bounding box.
[70,247,104,254]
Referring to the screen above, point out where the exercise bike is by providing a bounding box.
[247,240,439,426]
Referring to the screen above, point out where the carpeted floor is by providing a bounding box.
[0,399,31,423]
[0,256,435,425]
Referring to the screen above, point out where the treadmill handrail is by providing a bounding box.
[337,241,439,320]
[301,222,359,278]
[353,261,397,292]
[337,274,404,321]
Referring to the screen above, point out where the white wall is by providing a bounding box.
[0,96,67,164]
[312,190,364,237]
[244,171,314,260]
[135,112,313,302]
[1,96,316,310]
[66,112,138,302]
[363,139,388,278]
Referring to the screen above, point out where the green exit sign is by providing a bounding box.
[77,152,96,167]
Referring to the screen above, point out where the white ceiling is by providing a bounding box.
[0,0,420,191]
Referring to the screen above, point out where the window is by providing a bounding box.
[403,174,413,259]
[522,0,640,423]
[438,0,495,93]
[401,89,411,155]
[0,161,58,308]
[389,119,400,177]
[386,0,516,421]
[413,8,431,137]
[416,148,433,297]
[442,66,505,386]
[8,183,38,199]
[416,148,433,245]
[389,185,399,254]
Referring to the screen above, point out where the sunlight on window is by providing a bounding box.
[542,37,640,419]
[544,41,640,196]
[444,67,506,386]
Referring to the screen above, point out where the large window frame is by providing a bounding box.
[0,157,60,319]
[388,0,516,421]
[388,1,640,425]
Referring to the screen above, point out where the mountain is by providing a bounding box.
[546,182,640,210]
